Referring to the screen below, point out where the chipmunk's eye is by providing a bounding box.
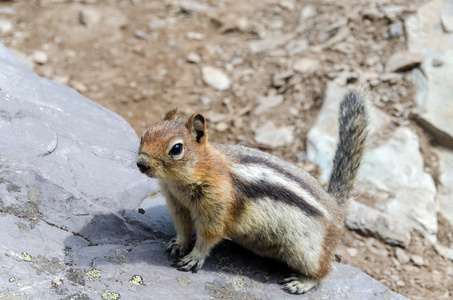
[169,143,183,156]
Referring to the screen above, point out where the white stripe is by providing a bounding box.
[231,163,330,219]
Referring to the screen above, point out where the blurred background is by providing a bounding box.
[1,0,452,298]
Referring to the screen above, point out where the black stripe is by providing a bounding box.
[231,174,323,217]
[239,155,318,198]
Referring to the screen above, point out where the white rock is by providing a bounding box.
[385,51,424,73]
[31,50,49,64]
[70,81,88,93]
[180,1,213,13]
[254,95,284,115]
[347,248,358,257]
[186,52,201,64]
[79,8,101,27]
[434,244,453,261]
[395,248,410,264]
[186,32,204,40]
[435,148,453,226]
[410,254,425,266]
[357,127,437,242]
[279,0,295,11]
[254,121,294,148]
[406,1,453,148]
[293,58,320,73]
[0,19,13,34]
[441,15,453,33]
[148,19,167,31]
[201,66,231,91]
[301,5,316,20]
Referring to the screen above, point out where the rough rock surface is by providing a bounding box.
[357,127,437,242]
[346,202,411,248]
[406,0,453,149]
[0,45,408,299]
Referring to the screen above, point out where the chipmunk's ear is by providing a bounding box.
[163,108,178,120]
[186,113,207,144]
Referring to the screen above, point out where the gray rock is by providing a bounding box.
[0,44,407,299]
[346,202,411,248]
[356,128,437,243]
[134,29,151,40]
[201,66,231,91]
[406,0,453,148]
[389,21,404,38]
[385,51,424,73]
[318,17,348,43]
[255,121,294,148]
[248,33,295,54]
[254,121,294,148]
[255,95,284,115]
[272,70,294,87]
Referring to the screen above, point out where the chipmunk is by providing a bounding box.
[136,90,368,294]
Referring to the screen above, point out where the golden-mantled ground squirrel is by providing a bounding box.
[137,91,368,294]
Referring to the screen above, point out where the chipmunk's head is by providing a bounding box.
[137,108,208,182]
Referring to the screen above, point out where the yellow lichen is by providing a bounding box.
[9,277,15,283]
[129,275,143,286]
[101,290,120,300]
[22,252,32,262]
[16,283,23,288]
[86,268,101,281]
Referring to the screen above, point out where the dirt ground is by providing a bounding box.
[1,0,452,299]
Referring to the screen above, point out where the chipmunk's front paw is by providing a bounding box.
[166,238,189,260]
[279,275,318,294]
[175,251,205,273]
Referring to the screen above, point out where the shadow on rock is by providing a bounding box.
[64,200,291,286]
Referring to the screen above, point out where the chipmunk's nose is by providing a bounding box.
[136,156,150,173]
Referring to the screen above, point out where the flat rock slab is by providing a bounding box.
[0,44,406,299]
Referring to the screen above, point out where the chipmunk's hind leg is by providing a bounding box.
[279,275,319,294]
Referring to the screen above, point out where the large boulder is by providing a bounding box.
[0,44,406,299]
[406,0,453,149]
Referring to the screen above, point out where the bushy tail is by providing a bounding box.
[327,90,369,207]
